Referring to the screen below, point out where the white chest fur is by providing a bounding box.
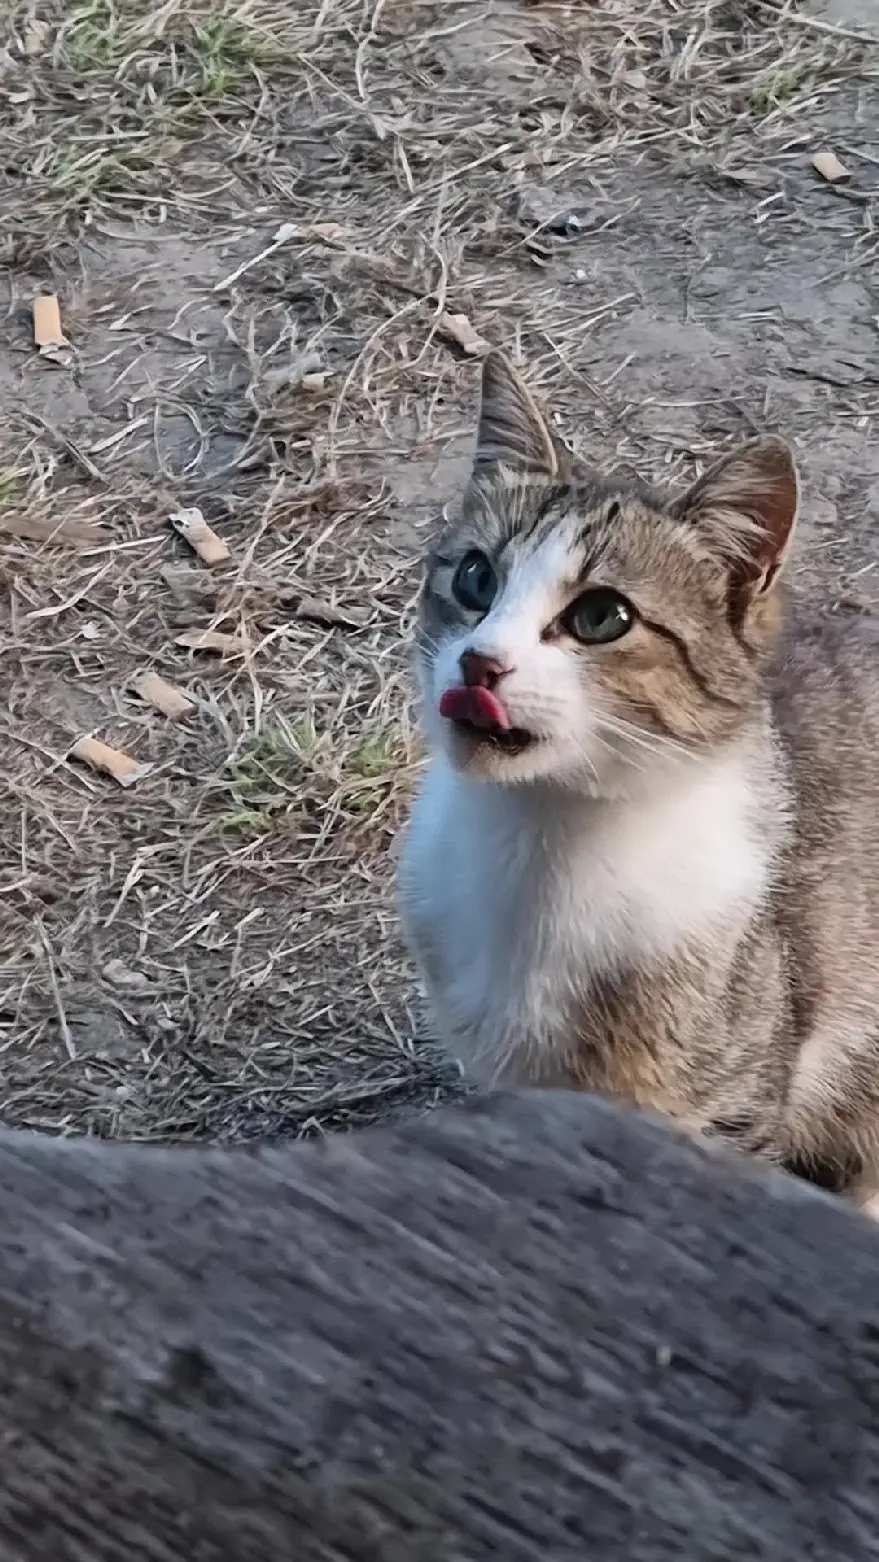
[398,753,770,1085]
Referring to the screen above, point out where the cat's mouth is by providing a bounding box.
[438,686,535,755]
[453,718,535,754]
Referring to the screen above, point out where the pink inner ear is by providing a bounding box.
[752,448,798,582]
[756,557,784,596]
[683,438,799,599]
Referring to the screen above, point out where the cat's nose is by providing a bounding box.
[459,649,510,690]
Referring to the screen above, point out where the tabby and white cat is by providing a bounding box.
[398,350,879,1205]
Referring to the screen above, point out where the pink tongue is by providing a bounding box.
[439,685,511,731]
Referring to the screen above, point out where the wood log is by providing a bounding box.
[0,1090,877,1560]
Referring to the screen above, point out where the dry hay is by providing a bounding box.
[0,0,874,1141]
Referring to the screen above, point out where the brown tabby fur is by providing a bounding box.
[400,351,879,1205]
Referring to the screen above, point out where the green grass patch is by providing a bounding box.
[217,716,412,836]
[219,720,306,837]
[189,17,277,96]
[750,62,814,117]
[0,469,27,508]
[61,0,123,72]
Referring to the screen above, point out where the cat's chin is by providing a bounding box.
[441,729,672,800]
[441,727,610,792]
[442,723,544,783]
[448,717,534,755]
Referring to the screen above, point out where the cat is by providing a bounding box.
[398,348,879,1209]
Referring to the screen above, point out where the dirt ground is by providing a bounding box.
[1,0,878,1143]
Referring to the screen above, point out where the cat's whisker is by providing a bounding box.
[627,701,710,750]
[596,709,689,749]
[590,729,649,772]
[596,715,690,771]
[587,733,649,779]
[570,739,606,788]
[596,714,693,764]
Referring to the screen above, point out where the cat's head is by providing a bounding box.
[416,351,798,795]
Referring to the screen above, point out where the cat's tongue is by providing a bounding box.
[439,685,511,732]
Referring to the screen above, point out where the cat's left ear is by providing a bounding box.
[675,436,799,598]
[473,351,571,479]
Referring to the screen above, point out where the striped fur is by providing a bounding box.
[399,352,879,1211]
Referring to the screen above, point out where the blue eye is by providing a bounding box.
[452,550,497,614]
[565,588,634,645]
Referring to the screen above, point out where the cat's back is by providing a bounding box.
[765,604,879,1155]
[769,601,879,969]
[771,602,879,793]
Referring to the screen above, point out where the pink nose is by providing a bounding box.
[459,650,510,690]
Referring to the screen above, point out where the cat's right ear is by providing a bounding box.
[473,351,568,479]
[675,436,799,600]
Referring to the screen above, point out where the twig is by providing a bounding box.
[36,922,76,1061]
[750,0,879,45]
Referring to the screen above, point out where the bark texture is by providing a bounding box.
[0,1090,877,1560]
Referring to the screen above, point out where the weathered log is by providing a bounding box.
[0,1090,877,1559]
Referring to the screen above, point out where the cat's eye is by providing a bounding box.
[564,587,634,645]
[452,550,497,614]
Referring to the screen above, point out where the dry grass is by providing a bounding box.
[1,0,875,1141]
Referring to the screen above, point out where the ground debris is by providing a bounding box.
[175,628,249,657]
[170,508,231,566]
[438,313,491,357]
[812,149,851,183]
[32,294,72,368]
[0,512,105,545]
[70,737,152,789]
[132,671,196,719]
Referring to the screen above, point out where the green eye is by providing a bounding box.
[452,550,497,614]
[565,588,634,645]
